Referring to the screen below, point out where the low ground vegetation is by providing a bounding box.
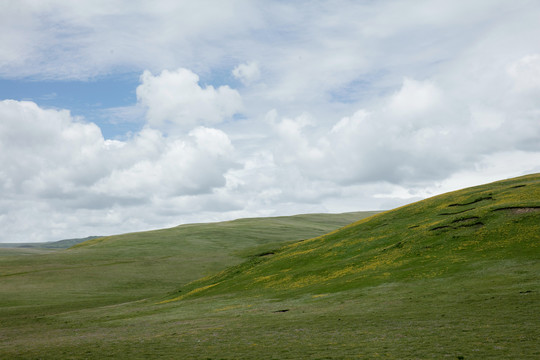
[0,175,538,359]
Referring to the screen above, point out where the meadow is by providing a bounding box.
[0,174,538,359]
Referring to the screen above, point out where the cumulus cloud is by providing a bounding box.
[0,99,237,242]
[136,68,242,132]
[232,61,261,85]
[387,78,444,119]
[262,69,540,188]
[0,100,107,196]
[1,1,540,243]
[92,126,234,198]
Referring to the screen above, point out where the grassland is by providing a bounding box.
[0,236,101,250]
[1,174,539,359]
[0,212,372,354]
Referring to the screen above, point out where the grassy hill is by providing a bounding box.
[168,173,539,301]
[0,236,101,249]
[0,211,372,320]
[1,174,538,359]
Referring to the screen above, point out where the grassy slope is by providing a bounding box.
[173,173,540,300]
[1,175,539,359]
[137,173,536,359]
[0,211,371,318]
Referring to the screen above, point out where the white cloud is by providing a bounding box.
[259,68,539,187]
[0,99,237,242]
[0,0,263,79]
[508,54,540,92]
[232,61,261,85]
[388,78,443,119]
[1,1,540,243]
[469,106,504,131]
[93,126,234,198]
[136,68,242,132]
[0,100,107,195]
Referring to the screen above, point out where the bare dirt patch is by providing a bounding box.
[451,216,480,224]
[510,184,526,189]
[511,207,540,214]
[494,207,540,214]
[430,225,451,231]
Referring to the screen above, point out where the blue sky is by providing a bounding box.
[1,0,539,243]
[0,75,142,138]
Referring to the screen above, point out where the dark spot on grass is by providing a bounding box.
[448,195,493,207]
[273,309,289,313]
[456,221,483,229]
[439,208,475,215]
[257,251,275,257]
[369,222,389,230]
[511,184,526,188]
[451,216,480,224]
[430,225,451,231]
[450,217,484,229]
[520,290,533,294]
[431,218,483,231]
[493,206,540,214]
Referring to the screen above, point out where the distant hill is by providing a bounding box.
[0,211,374,316]
[0,236,101,249]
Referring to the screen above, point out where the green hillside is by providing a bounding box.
[0,211,371,318]
[1,174,538,359]
[143,173,537,359]
[169,173,540,301]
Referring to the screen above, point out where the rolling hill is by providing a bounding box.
[0,211,373,318]
[0,174,538,359]
[0,236,101,249]
[167,173,540,301]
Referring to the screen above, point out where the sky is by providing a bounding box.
[1,0,539,243]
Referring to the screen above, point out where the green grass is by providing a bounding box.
[0,212,372,323]
[1,174,539,359]
[173,173,539,301]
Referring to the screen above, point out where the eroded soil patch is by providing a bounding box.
[451,216,480,224]
[258,251,276,257]
[430,225,451,231]
[494,207,540,214]
[448,196,493,207]
[431,216,484,231]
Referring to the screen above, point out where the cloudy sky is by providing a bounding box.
[1,0,539,243]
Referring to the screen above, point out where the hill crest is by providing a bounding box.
[165,173,540,302]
